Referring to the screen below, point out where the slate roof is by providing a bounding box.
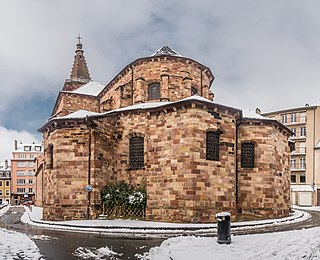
[151,45,181,57]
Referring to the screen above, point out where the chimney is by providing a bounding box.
[14,140,18,150]
[255,108,261,114]
[4,160,8,169]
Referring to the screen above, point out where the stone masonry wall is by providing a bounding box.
[238,122,291,218]
[99,57,213,113]
[105,104,238,223]
[42,122,91,220]
[54,93,100,117]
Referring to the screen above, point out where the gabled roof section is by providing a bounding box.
[152,45,181,57]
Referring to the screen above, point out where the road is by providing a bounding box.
[1,207,320,259]
[0,206,164,259]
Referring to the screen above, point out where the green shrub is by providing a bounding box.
[101,181,146,210]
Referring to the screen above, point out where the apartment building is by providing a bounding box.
[262,105,320,206]
[11,141,43,205]
[0,160,11,204]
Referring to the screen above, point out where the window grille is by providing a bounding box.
[206,131,220,161]
[148,83,160,100]
[129,137,144,169]
[241,142,255,168]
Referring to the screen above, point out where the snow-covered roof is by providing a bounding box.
[315,140,320,149]
[242,109,273,120]
[13,143,42,153]
[58,110,100,120]
[71,81,105,96]
[151,45,181,57]
[291,185,314,192]
[104,101,172,114]
[40,95,241,131]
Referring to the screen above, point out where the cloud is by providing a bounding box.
[0,126,41,163]
[1,0,320,137]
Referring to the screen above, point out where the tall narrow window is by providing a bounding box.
[129,136,144,169]
[206,131,220,161]
[281,114,287,124]
[241,142,255,168]
[47,144,54,169]
[291,113,296,123]
[148,83,160,100]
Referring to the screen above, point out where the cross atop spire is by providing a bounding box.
[76,33,83,50]
[70,35,90,81]
[77,33,82,44]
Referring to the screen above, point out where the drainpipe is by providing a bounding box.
[131,65,134,105]
[235,120,240,213]
[86,116,92,219]
[313,107,317,205]
[200,70,203,96]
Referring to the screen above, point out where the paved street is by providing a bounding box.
[1,206,320,259]
[0,206,164,259]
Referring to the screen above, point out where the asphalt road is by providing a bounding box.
[1,207,320,259]
[0,206,164,260]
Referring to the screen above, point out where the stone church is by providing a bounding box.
[38,40,292,222]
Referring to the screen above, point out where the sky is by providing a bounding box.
[1,0,320,162]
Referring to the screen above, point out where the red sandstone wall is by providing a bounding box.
[238,122,291,218]
[42,122,91,220]
[99,57,213,112]
[104,104,238,223]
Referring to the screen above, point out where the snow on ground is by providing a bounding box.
[73,246,123,259]
[17,205,320,259]
[0,206,43,259]
[0,225,42,259]
[139,227,320,260]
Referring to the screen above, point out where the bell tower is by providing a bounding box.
[62,34,91,91]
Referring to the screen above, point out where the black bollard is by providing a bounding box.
[216,212,231,244]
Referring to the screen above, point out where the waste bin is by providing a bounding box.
[216,212,231,244]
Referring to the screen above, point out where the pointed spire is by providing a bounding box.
[70,34,91,82]
[152,45,181,57]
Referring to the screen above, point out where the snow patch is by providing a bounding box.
[73,246,123,259]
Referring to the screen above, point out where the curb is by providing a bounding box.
[22,208,308,238]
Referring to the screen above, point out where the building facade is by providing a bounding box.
[38,42,292,222]
[11,141,43,205]
[263,106,320,206]
[0,160,11,204]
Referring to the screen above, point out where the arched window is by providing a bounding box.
[47,144,54,169]
[206,131,220,161]
[191,86,198,96]
[129,136,144,169]
[148,83,160,100]
[241,142,255,168]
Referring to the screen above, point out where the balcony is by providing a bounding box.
[290,134,306,140]
[282,116,306,125]
[290,163,306,171]
[291,147,306,155]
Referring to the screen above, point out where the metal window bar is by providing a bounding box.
[129,137,144,169]
[206,132,220,161]
[241,143,255,168]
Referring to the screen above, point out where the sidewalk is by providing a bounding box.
[20,206,309,238]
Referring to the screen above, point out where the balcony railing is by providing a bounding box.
[282,116,306,124]
[290,163,306,170]
[291,147,306,154]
